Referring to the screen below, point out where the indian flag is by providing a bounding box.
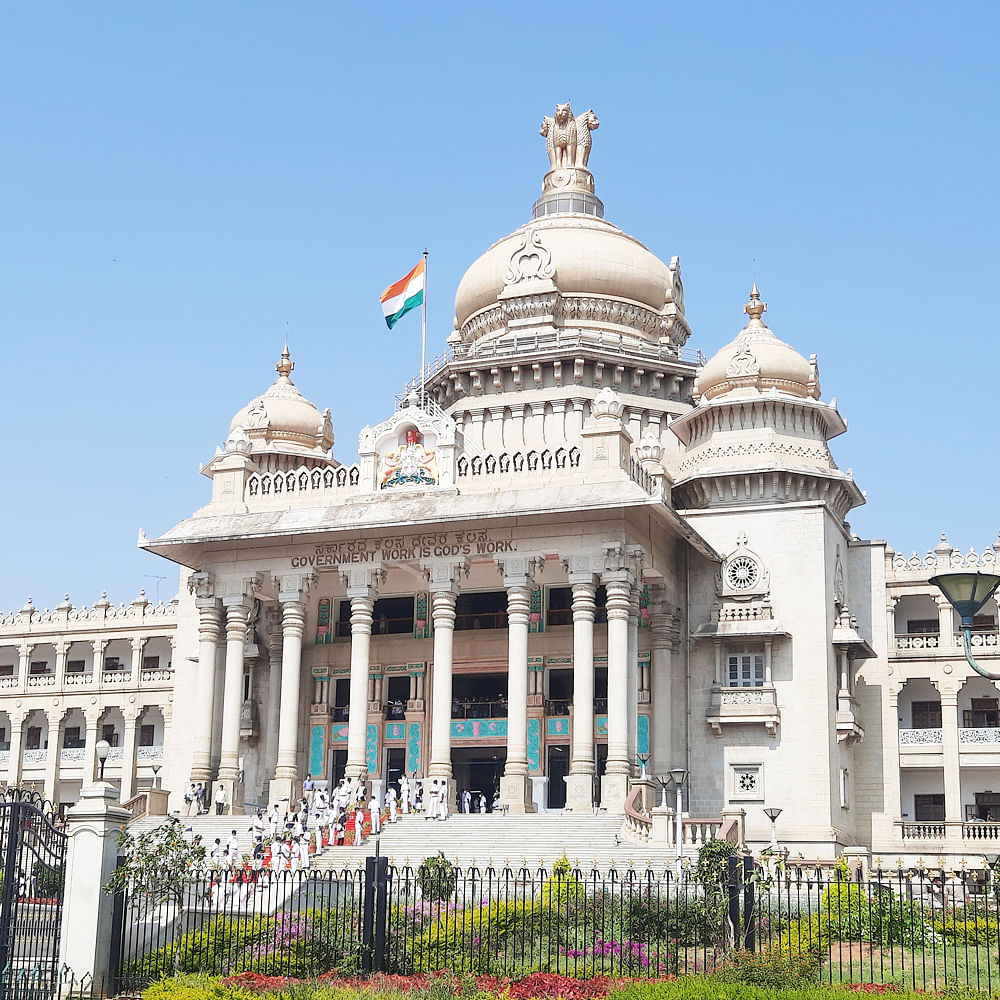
[379,258,425,329]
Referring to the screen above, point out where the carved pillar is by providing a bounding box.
[346,591,375,780]
[272,574,314,804]
[649,595,678,775]
[426,561,466,792]
[939,685,962,824]
[886,597,899,654]
[217,576,260,811]
[44,712,61,804]
[566,573,597,811]
[129,637,146,684]
[120,709,138,801]
[602,548,634,809]
[936,595,956,649]
[17,643,33,690]
[500,559,536,813]
[627,579,641,773]
[189,572,221,784]
[7,712,25,786]
[263,608,283,792]
[54,641,69,690]
[82,709,100,785]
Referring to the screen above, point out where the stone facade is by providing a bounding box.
[0,108,988,862]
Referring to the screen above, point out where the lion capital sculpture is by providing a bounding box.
[540,103,599,170]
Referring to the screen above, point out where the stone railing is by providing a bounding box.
[136,745,164,762]
[622,785,652,843]
[102,670,131,685]
[627,457,655,495]
[121,792,149,821]
[26,674,56,688]
[899,822,946,840]
[0,751,9,767]
[960,632,1000,648]
[890,542,1000,574]
[959,728,1000,744]
[963,822,1000,840]
[895,634,939,650]
[245,464,362,502]
[22,749,48,765]
[0,597,176,628]
[64,673,94,686]
[0,676,18,689]
[140,668,174,684]
[59,747,87,764]
[106,746,123,762]
[899,728,943,745]
[457,448,581,480]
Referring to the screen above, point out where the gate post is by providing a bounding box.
[361,857,377,975]
[373,856,390,972]
[58,783,131,990]
[726,856,741,949]
[742,854,756,951]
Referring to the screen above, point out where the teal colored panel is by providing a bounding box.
[384,722,407,741]
[596,715,608,736]
[527,717,541,770]
[451,718,508,739]
[407,722,421,773]
[365,724,378,774]
[330,725,349,742]
[546,717,570,737]
[637,714,650,756]
[310,725,325,775]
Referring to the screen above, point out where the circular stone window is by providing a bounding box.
[738,771,757,793]
[726,555,760,591]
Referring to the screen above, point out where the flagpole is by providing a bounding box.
[420,249,428,404]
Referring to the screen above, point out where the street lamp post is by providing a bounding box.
[637,753,650,781]
[929,571,1000,680]
[669,767,687,873]
[763,806,783,850]
[151,764,161,789]
[95,739,111,782]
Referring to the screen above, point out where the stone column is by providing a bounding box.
[626,581,641,773]
[82,709,100,784]
[43,712,61,804]
[501,566,535,813]
[566,575,597,811]
[346,590,375,780]
[17,642,33,691]
[54,641,69,689]
[272,575,314,803]
[120,708,138,801]
[263,607,283,794]
[58,784,131,987]
[7,712,24,786]
[129,636,145,684]
[218,577,260,812]
[937,595,956,649]
[649,604,679,774]
[940,684,962,825]
[189,572,220,784]
[602,560,634,809]
[428,589,458,783]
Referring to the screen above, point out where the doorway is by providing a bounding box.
[328,749,347,786]
[547,744,569,809]
[385,747,406,795]
[451,747,506,810]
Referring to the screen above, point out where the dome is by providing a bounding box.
[696,285,818,402]
[454,215,676,337]
[229,346,334,456]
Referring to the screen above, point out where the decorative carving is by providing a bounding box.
[380,429,439,489]
[245,398,268,428]
[834,546,847,607]
[592,386,623,421]
[503,228,555,285]
[718,534,771,601]
[224,426,252,455]
[540,104,599,170]
[188,571,215,600]
[725,338,760,378]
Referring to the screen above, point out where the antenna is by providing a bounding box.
[144,574,168,603]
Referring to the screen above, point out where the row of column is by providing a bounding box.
[189,572,313,811]
[11,634,167,687]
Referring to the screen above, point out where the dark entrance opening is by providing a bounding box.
[385,747,406,795]
[452,746,506,810]
[547,744,569,809]
[328,748,347,786]
[596,744,608,806]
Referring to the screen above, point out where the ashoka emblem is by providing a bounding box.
[726,555,759,590]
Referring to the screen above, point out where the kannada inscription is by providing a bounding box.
[289,530,516,569]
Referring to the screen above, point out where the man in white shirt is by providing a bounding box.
[214,784,228,816]
[399,775,410,814]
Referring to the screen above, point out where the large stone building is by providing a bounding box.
[1,107,995,862]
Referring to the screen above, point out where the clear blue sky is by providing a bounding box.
[1,2,997,611]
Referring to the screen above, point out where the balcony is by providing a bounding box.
[59,747,86,765]
[895,633,940,651]
[707,685,780,737]
[899,727,943,745]
[894,631,1000,654]
[136,745,164,762]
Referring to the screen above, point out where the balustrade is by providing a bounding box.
[26,674,55,688]
[958,631,1000,648]
[22,748,48,765]
[59,747,86,764]
[64,673,94,686]
[899,822,946,839]
[963,822,1000,840]
[899,727,943,745]
[136,745,164,762]
[0,676,17,689]
[0,750,8,767]
[895,634,940,650]
[959,728,1000,744]
[140,668,174,683]
[102,670,131,685]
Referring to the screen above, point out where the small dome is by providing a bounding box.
[454,214,675,339]
[696,285,817,401]
[230,346,334,456]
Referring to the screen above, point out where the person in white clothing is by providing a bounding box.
[214,784,228,816]
[289,839,300,874]
[251,811,265,841]
[386,787,398,823]
[438,780,449,820]
[299,836,311,871]
[210,838,224,869]
[479,793,487,814]
[269,804,281,841]
[369,795,381,835]
[270,840,284,877]
[354,801,365,842]
[462,789,471,814]
[399,775,410,814]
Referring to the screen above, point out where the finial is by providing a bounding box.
[744,282,767,322]
[276,343,294,379]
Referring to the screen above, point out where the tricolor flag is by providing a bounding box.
[379,258,426,329]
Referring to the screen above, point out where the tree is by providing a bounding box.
[103,816,206,973]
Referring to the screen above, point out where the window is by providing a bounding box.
[142,656,159,670]
[906,619,939,635]
[29,661,50,675]
[101,724,120,747]
[546,585,608,626]
[0,664,14,676]
[455,591,508,631]
[0,726,7,748]
[139,725,155,747]
[973,614,997,633]
[964,698,1000,728]
[912,700,942,729]
[840,768,850,809]
[914,793,945,822]
[66,660,85,674]
[727,652,765,688]
[63,727,83,749]
[104,657,123,671]
[26,726,42,750]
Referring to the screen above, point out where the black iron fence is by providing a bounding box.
[110,855,1000,993]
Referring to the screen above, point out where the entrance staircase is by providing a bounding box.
[129,811,698,872]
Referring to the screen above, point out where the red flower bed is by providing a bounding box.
[222,971,639,996]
